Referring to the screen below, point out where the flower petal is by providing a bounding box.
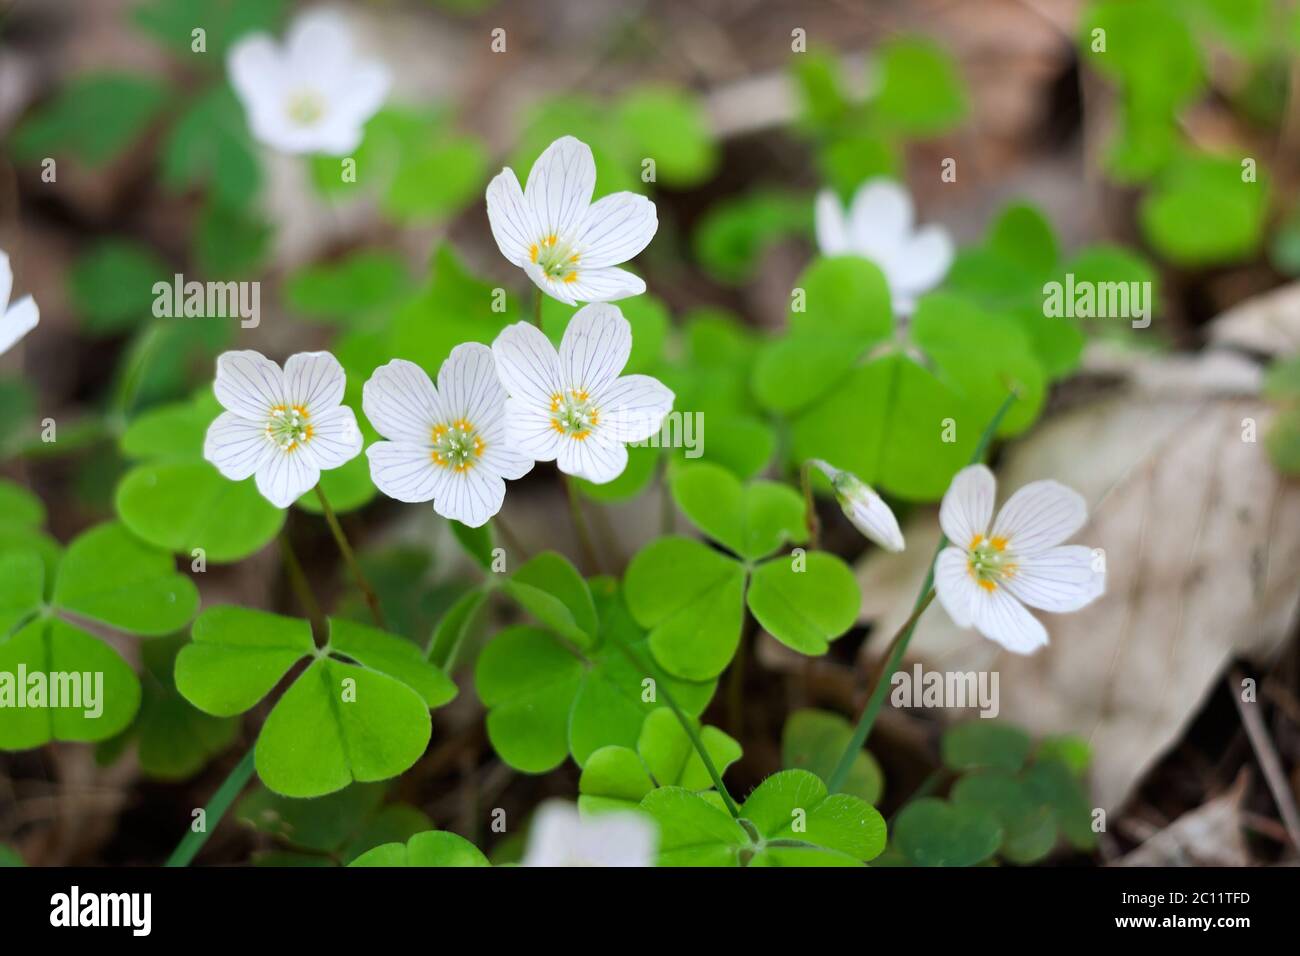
[814,190,851,256]
[492,321,563,408]
[332,62,390,128]
[480,442,534,481]
[939,464,995,547]
[284,350,346,413]
[438,342,506,430]
[214,350,285,421]
[0,295,39,356]
[367,441,443,503]
[560,303,631,398]
[934,546,977,629]
[363,358,442,444]
[970,587,1048,655]
[503,396,563,462]
[204,411,273,481]
[848,178,913,254]
[844,491,905,553]
[434,467,505,528]
[560,266,646,303]
[285,9,354,86]
[1005,545,1104,613]
[227,35,285,113]
[523,262,579,305]
[888,224,953,294]
[255,448,320,509]
[557,432,628,484]
[991,479,1088,555]
[599,374,673,443]
[575,192,657,268]
[302,405,362,470]
[524,136,596,242]
[486,167,538,267]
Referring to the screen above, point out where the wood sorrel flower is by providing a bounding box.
[204,350,362,508]
[0,250,39,356]
[521,801,657,867]
[485,135,657,305]
[808,459,905,552]
[227,9,390,155]
[492,303,673,484]
[363,344,533,528]
[934,464,1105,654]
[814,178,953,316]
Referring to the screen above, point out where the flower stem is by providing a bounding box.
[801,461,821,550]
[278,531,324,639]
[825,388,1020,793]
[313,484,386,629]
[532,287,543,328]
[612,639,742,819]
[164,747,256,867]
[562,473,600,574]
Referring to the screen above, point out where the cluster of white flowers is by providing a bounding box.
[204,127,671,527]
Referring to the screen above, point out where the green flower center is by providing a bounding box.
[431,420,485,472]
[967,535,1016,591]
[266,405,312,452]
[549,389,599,440]
[286,90,325,126]
[529,234,580,282]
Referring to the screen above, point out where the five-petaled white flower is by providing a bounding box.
[491,303,674,484]
[227,9,390,156]
[0,250,39,357]
[521,801,657,868]
[808,459,904,553]
[934,464,1105,654]
[814,178,953,316]
[204,350,363,509]
[363,344,533,528]
[486,135,657,305]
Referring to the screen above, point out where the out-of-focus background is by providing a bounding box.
[2,0,1300,867]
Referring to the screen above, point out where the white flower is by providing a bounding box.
[934,464,1105,654]
[204,350,363,508]
[0,250,39,356]
[521,801,657,867]
[363,345,533,528]
[814,178,953,316]
[485,135,657,305]
[227,9,390,156]
[808,459,904,552]
[491,303,673,484]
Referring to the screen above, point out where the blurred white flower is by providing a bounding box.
[814,178,953,316]
[934,464,1105,654]
[0,250,39,356]
[808,459,904,552]
[363,345,533,528]
[486,135,657,305]
[521,801,657,867]
[492,303,673,484]
[227,9,390,155]
[204,350,362,508]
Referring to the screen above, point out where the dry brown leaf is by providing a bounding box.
[856,338,1300,812]
[1114,774,1250,867]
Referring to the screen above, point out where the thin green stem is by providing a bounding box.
[314,484,386,629]
[562,473,600,574]
[801,461,821,550]
[532,287,543,328]
[279,532,324,639]
[164,747,256,867]
[826,388,1020,793]
[613,639,742,819]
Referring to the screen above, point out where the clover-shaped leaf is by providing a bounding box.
[0,523,199,751]
[625,529,859,679]
[893,797,1002,867]
[950,769,1057,865]
[97,633,238,780]
[941,720,1032,773]
[502,551,598,648]
[640,769,886,867]
[237,781,433,864]
[176,607,456,797]
[349,830,490,867]
[782,708,883,805]
[116,390,285,562]
[578,707,741,814]
[476,577,716,772]
[669,463,806,561]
